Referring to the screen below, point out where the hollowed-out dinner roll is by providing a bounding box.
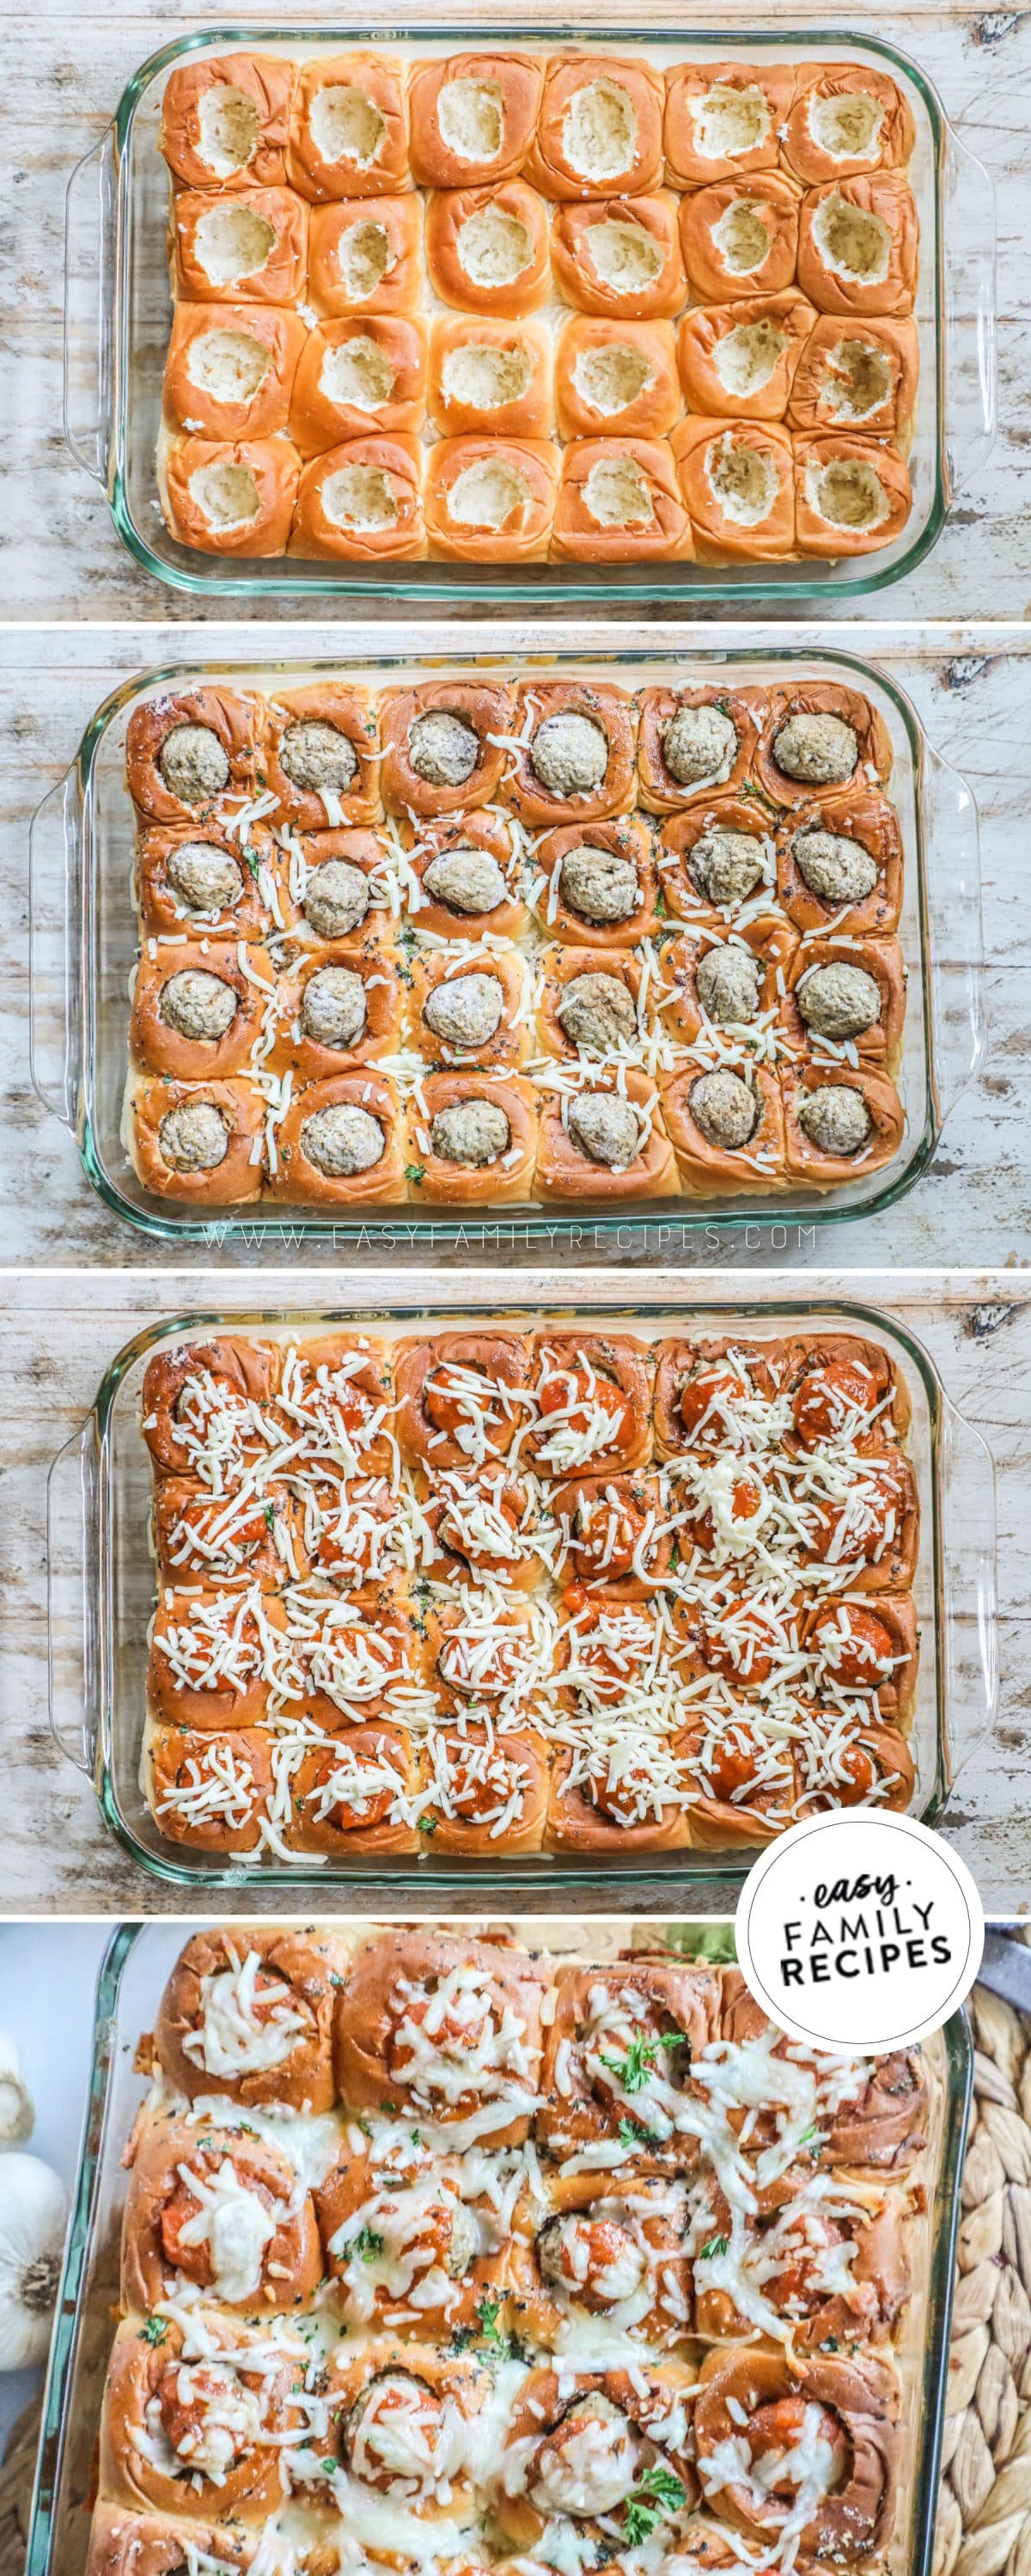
[636,685,759,815]
[782,1062,905,1186]
[270,1069,406,1204]
[285,827,392,943]
[794,432,912,556]
[162,433,299,555]
[264,683,379,827]
[660,915,797,1049]
[656,796,778,925]
[125,687,259,822]
[677,294,814,422]
[130,1077,265,1204]
[424,436,558,563]
[552,435,692,563]
[406,1071,538,1205]
[429,316,553,439]
[782,934,905,1066]
[408,52,544,187]
[270,942,402,1078]
[289,315,428,449]
[307,195,423,318]
[400,810,529,941]
[673,417,795,560]
[664,62,795,187]
[532,815,657,945]
[776,790,904,937]
[425,182,550,317]
[527,54,664,200]
[536,1069,677,1202]
[291,435,425,559]
[136,820,276,938]
[536,944,644,1061]
[409,947,529,1070]
[508,680,637,827]
[552,192,686,318]
[784,64,916,186]
[172,186,307,305]
[796,174,918,317]
[286,55,409,201]
[163,301,306,440]
[160,53,297,192]
[755,681,891,805]
[130,939,274,1081]
[555,318,680,441]
[662,1062,787,1193]
[787,314,918,443]
[680,174,801,302]
[379,679,512,817]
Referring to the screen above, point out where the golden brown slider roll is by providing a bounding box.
[552,192,686,318]
[379,678,512,816]
[400,809,530,940]
[172,186,307,305]
[777,791,904,937]
[152,1474,308,1590]
[425,181,551,315]
[270,942,403,1080]
[637,685,759,815]
[755,680,891,806]
[651,1330,785,1458]
[99,2311,302,2524]
[660,918,796,1050]
[291,434,426,559]
[536,1071,677,1203]
[307,194,424,317]
[326,2339,490,2508]
[140,1334,281,1475]
[797,174,918,317]
[536,1958,721,2162]
[406,1071,538,1204]
[781,1063,906,1187]
[536,943,646,1061]
[120,2117,323,2311]
[782,935,906,1068]
[87,2506,254,2576]
[680,174,801,302]
[126,687,259,822]
[163,302,306,440]
[424,436,558,563]
[673,417,795,561]
[278,1332,394,1474]
[154,1924,345,2108]
[528,1328,653,1477]
[421,1724,550,1854]
[665,62,796,188]
[316,2140,515,2328]
[147,1587,286,1732]
[287,1725,420,1857]
[268,1069,406,1204]
[719,1966,929,2166]
[264,682,379,827]
[692,2346,898,2556]
[690,2173,910,2347]
[286,55,409,201]
[787,314,918,441]
[531,815,657,946]
[160,53,297,192]
[392,1330,534,1472]
[677,294,814,422]
[555,318,680,442]
[546,1745,688,1855]
[414,1464,544,1590]
[289,1580,418,1731]
[289,315,428,450]
[334,1926,547,2140]
[517,2172,693,2346]
[137,820,277,938]
[784,64,917,186]
[145,1722,274,1853]
[409,53,544,187]
[429,315,553,438]
[408,947,530,1069]
[162,434,300,555]
[493,2362,698,2545]
[656,795,777,927]
[782,1328,911,1449]
[796,1717,916,1817]
[662,1063,788,1193]
[545,1468,673,1594]
[527,55,665,200]
[678,1712,798,1849]
[131,1078,266,1204]
[794,432,912,557]
[507,679,638,827]
[130,940,274,1082]
[283,827,394,943]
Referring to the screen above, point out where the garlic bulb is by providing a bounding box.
[0,2033,34,2147]
[0,2154,69,2368]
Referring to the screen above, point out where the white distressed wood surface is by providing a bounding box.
[2,620,1028,1268]
[0,3,1026,622]
[0,1267,1025,1915]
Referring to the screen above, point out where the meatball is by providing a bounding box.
[792,829,878,906]
[772,711,858,786]
[166,841,244,916]
[158,1102,229,1172]
[422,847,508,916]
[662,703,737,786]
[430,1100,510,1166]
[796,1083,872,1157]
[159,969,238,1042]
[408,709,480,788]
[690,1068,758,1150]
[302,859,371,940]
[158,723,230,804]
[536,2213,646,2306]
[279,720,357,794]
[300,966,368,1050]
[300,1103,384,1176]
[557,973,636,1054]
[558,843,639,925]
[796,961,881,1041]
[696,944,763,1026]
[568,1092,641,1169]
[530,711,609,799]
[424,974,504,1050]
[533,2395,642,2518]
[691,828,766,907]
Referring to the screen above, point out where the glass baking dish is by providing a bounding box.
[62,21,996,605]
[45,1294,998,1895]
[24,1918,974,2576]
[27,643,985,1257]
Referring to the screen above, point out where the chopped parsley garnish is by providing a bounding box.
[264,1504,276,1530]
[623,2466,687,2544]
[699,2235,729,2260]
[140,2316,168,2346]
[320,2458,338,2476]
[417,1815,437,1835]
[352,2227,384,2262]
[617,2116,661,2149]
[476,2295,514,2356]
[406,1163,426,1186]
[601,2030,682,2092]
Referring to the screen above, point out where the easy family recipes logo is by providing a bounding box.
[735,1812,985,2053]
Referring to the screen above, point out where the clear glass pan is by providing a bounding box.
[45,1294,998,1895]
[62,21,996,603]
[27,644,985,1256]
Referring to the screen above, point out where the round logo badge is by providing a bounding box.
[735,1810,985,2054]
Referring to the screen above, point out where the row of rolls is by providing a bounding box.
[91,1926,924,2576]
[122,676,908,1212]
[138,1326,920,1859]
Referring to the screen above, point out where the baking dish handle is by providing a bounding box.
[943,122,997,504]
[28,764,84,1131]
[64,124,118,486]
[46,1419,101,1779]
[937,1394,997,1795]
[922,736,985,1127]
